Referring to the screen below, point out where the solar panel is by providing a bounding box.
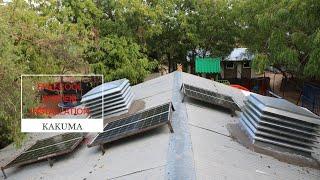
[88,102,174,153]
[181,83,241,115]
[1,133,84,178]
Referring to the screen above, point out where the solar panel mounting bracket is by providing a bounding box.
[100,144,106,155]
[230,109,236,117]
[47,157,54,167]
[0,133,84,178]
[180,84,185,103]
[170,103,175,111]
[167,121,174,133]
[167,103,175,133]
[1,167,7,179]
[180,84,184,91]
[182,94,186,103]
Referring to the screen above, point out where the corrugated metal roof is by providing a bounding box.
[225,48,254,61]
[195,57,221,73]
[1,72,319,180]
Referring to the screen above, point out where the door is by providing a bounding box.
[237,63,241,79]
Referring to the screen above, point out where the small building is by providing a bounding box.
[221,48,254,79]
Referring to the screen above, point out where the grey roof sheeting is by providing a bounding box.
[0,72,319,179]
[166,72,196,180]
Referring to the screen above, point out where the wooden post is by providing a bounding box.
[167,122,174,133]
[100,144,106,155]
[230,109,236,117]
[296,90,302,105]
[47,158,53,167]
[177,64,183,72]
[1,167,7,179]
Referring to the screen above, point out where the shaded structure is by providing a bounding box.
[222,48,254,79]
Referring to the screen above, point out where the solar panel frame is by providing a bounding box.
[181,83,241,114]
[1,133,84,173]
[88,102,174,149]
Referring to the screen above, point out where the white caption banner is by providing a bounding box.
[21,118,103,132]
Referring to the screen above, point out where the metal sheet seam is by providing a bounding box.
[165,71,196,180]
[135,89,173,101]
[108,164,167,180]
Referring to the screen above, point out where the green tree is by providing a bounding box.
[0,0,159,147]
[0,0,94,147]
[88,35,157,84]
[146,0,238,72]
[235,0,320,79]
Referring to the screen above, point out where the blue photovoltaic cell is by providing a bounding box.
[89,102,172,146]
[4,133,83,168]
[183,84,240,111]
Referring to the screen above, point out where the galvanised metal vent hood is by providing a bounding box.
[81,79,134,119]
[240,93,320,154]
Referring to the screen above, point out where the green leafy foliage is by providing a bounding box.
[0,0,98,147]
[88,35,157,84]
[0,0,159,147]
[235,0,320,79]
[1,0,320,148]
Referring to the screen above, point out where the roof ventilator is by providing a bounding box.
[81,79,134,119]
[240,94,320,155]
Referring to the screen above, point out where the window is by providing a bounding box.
[226,62,234,69]
[243,61,250,68]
